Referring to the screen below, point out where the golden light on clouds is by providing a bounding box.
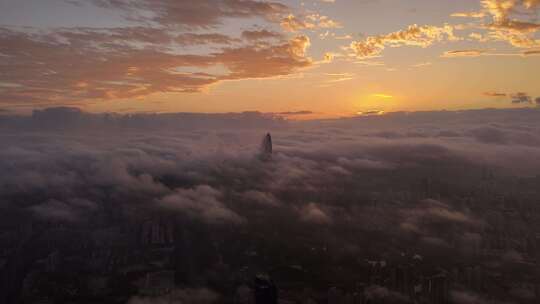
[356,110,385,116]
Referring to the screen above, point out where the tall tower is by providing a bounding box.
[260,133,272,160]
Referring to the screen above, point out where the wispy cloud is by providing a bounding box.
[441,49,487,57]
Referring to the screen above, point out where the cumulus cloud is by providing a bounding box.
[157,185,244,225]
[479,0,540,48]
[344,0,540,60]
[400,199,481,235]
[337,156,393,170]
[350,24,458,58]
[469,126,508,144]
[482,0,540,28]
[240,190,281,207]
[2,107,540,304]
[3,108,540,257]
[298,203,332,225]
[281,13,341,32]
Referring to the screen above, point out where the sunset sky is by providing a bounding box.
[0,0,539,117]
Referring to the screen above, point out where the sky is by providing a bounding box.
[0,0,539,117]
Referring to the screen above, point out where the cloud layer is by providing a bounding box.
[0,26,311,105]
[2,107,540,302]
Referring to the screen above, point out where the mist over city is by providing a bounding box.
[2,108,540,303]
[1,0,540,303]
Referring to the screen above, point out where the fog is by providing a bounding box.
[1,107,540,303]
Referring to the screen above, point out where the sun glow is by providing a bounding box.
[371,94,394,99]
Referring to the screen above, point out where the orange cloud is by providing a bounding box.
[483,92,507,97]
[0,27,311,105]
[350,24,458,58]
[479,0,540,47]
[281,13,341,32]
[451,12,486,18]
[442,49,488,57]
[523,49,540,55]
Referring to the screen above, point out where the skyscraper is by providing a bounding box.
[260,133,272,160]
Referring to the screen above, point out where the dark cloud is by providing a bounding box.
[483,91,540,106]
[298,203,332,225]
[241,29,283,41]
[74,0,288,28]
[57,26,176,44]
[156,185,244,224]
[469,127,507,144]
[523,49,540,55]
[483,92,507,97]
[1,108,540,220]
[450,290,488,304]
[176,33,240,46]
[511,92,533,103]
[399,199,482,242]
[240,190,281,207]
[450,289,513,304]
[30,199,97,223]
[487,19,540,32]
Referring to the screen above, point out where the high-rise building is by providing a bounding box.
[260,133,272,160]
